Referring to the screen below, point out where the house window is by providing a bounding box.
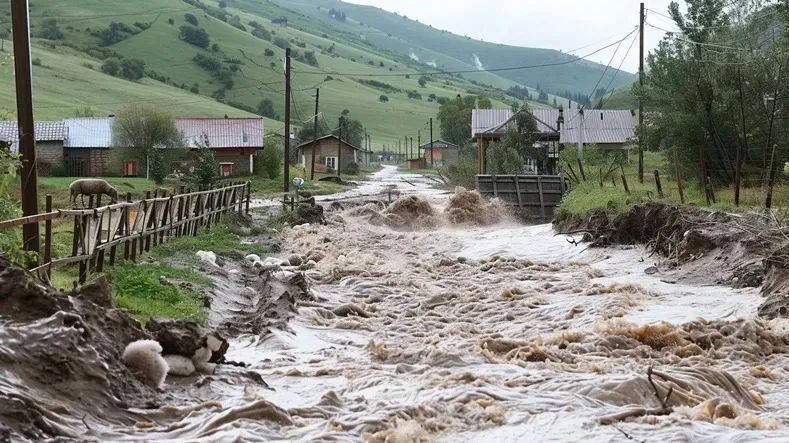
[325,156,337,170]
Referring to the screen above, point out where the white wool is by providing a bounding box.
[164,354,196,376]
[262,257,283,266]
[123,339,163,355]
[196,250,217,266]
[245,254,261,263]
[206,335,223,352]
[122,340,169,389]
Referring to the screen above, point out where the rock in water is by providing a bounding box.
[145,318,229,363]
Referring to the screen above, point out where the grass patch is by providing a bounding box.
[150,221,268,261]
[557,150,789,218]
[111,262,211,324]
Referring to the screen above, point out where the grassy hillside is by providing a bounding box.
[600,85,638,110]
[0,0,631,147]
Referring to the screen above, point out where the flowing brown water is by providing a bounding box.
[5,166,789,442]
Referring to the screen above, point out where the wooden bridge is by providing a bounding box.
[0,182,251,285]
[475,174,569,217]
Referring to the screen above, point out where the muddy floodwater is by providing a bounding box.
[10,165,789,442]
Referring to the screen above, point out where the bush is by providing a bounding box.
[379,95,389,102]
[133,22,150,30]
[252,27,271,41]
[184,13,198,26]
[179,25,210,49]
[264,48,275,56]
[229,15,246,31]
[187,139,219,187]
[344,162,359,175]
[101,58,120,76]
[50,162,67,177]
[120,58,146,80]
[256,138,283,179]
[273,37,289,49]
[301,51,319,67]
[257,98,277,119]
[407,90,422,100]
[38,19,63,40]
[32,58,42,66]
[94,22,138,46]
[168,18,175,25]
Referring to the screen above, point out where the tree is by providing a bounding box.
[418,77,427,87]
[255,137,283,179]
[38,19,63,40]
[341,109,350,116]
[120,58,145,80]
[100,59,120,76]
[302,51,319,67]
[379,95,389,102]
[257,98,278,119]
[74,106,95,117]
[218,0,227,8]
[437,95,492,145]
[273,37,289,49]
[334,118,364,149]
[187,134,219,187]
[111,103,184,183]
[264,48,275,56]
[252,26,271,41]
[184,13,198,26]
[179,25,210,49]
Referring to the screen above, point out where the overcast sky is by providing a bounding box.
[345,0,680,74]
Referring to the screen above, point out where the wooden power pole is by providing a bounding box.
[337,116,343,176]
[638,2,645,183]
[284,48,291,192]
[309,88,319,181]
[11,0,39,255]
[429,118,434,167]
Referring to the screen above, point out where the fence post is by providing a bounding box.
[674,151,685,204]
[246,181,251,214]
[577,158,586,181]
[44,195,52,280]
[621,174,630,195]
[157,191,168,245]
[707,175,717,204]
[124,193,132,260]
[700,149,711,205]
[654,170,664,198]
[206,188,215,231]
[766,144,778,209]
[78,213,88,284]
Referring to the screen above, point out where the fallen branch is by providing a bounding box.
[599,365,674,426]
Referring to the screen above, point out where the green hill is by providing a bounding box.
[599,85,638,110]
[0,0,635,146]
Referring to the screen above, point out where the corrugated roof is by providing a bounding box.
[294,134,365,152]
[176,118,264,149]
[418,139,458,149]
[64,118,114,148]
[0,120,67,153]
[472,108,635,144]
[560,110,635,144]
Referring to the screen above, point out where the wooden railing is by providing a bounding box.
[1,181,251,285]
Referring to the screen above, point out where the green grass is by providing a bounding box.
[111,262,211,324]
[150,221,268,261]
[557,150,789,218]
[0,0,631,148]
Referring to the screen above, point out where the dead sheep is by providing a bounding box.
[121,339,169,389]
[69,179,118,206]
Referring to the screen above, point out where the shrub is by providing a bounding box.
[257,98,277,119]
[302,51,319,67]
[31,58,42,66]
[407,90,422,100]
[379,95,389,102]
[344,162,359,175]
[83,62,94,70]
[120,58,145,80]
[168,18,175,25]
[101,58,120,76]
[257,138,283,179]
[273,37,289,49]
[190,85,200,93]
[179,25,210,49]
[38,19,63,40]
[264,48,275,56]
[187,141,219,187]
[50,162,67,177]
[368,60,374,66]
[94,22,138,46]
[229,15,246,31]
[133,22,150,30]
[184,13,198,26]
[252,27,271,41]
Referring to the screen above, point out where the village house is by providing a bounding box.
[296,134,370,177]
[419,139,459,167]
[63,117,114,177]
[176,118,264,177]
[0,120,68,176]
[471,107,635,174]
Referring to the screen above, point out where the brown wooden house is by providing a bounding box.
[296,135,370,177]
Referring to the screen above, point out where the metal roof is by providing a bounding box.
[471,108,635,144]
[176,118,264,149]
[64,118,114,148]
[418,139,458,149]
[294,134,365,152]
[560,110,635,144]
[0,120,67,153]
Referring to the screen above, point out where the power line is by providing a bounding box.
[645,21,762,52]
[293,30,638,78]
[579,28,628,117]
[599,33,640,109]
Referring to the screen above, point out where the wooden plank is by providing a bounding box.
[513,176,524,209]
[31,254,93,275]
[0,210,61,230]
[44,195,53,279]
[537,176,546,218]
[492,175,498,198]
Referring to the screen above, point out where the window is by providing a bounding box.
[325,156,337,169]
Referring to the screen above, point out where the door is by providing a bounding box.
[220,163,233,177]
[123,160,138,177]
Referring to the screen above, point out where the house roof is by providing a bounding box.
[64,118,114,148]
[0,120,67,153]
[471,108,635,144]
[418,139,458,149]
[176,118,264,149]
[295,134,365,152]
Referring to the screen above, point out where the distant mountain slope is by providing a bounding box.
[279,0,636,96]
[0,0,631,146]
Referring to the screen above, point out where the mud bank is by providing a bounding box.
[554,203,789,316]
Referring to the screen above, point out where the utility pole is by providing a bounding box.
[410,137,413,161]
[429,118,434,167]
[309,88,319,181]
[337,116,343,176]
[418,130,421,164]
[577,108,584,162]
[284,48,291,192]
[638,2,645,183]
[11,0,39,256]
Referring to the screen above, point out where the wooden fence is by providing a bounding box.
[0,181,251,285]
[475,174,569,217]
